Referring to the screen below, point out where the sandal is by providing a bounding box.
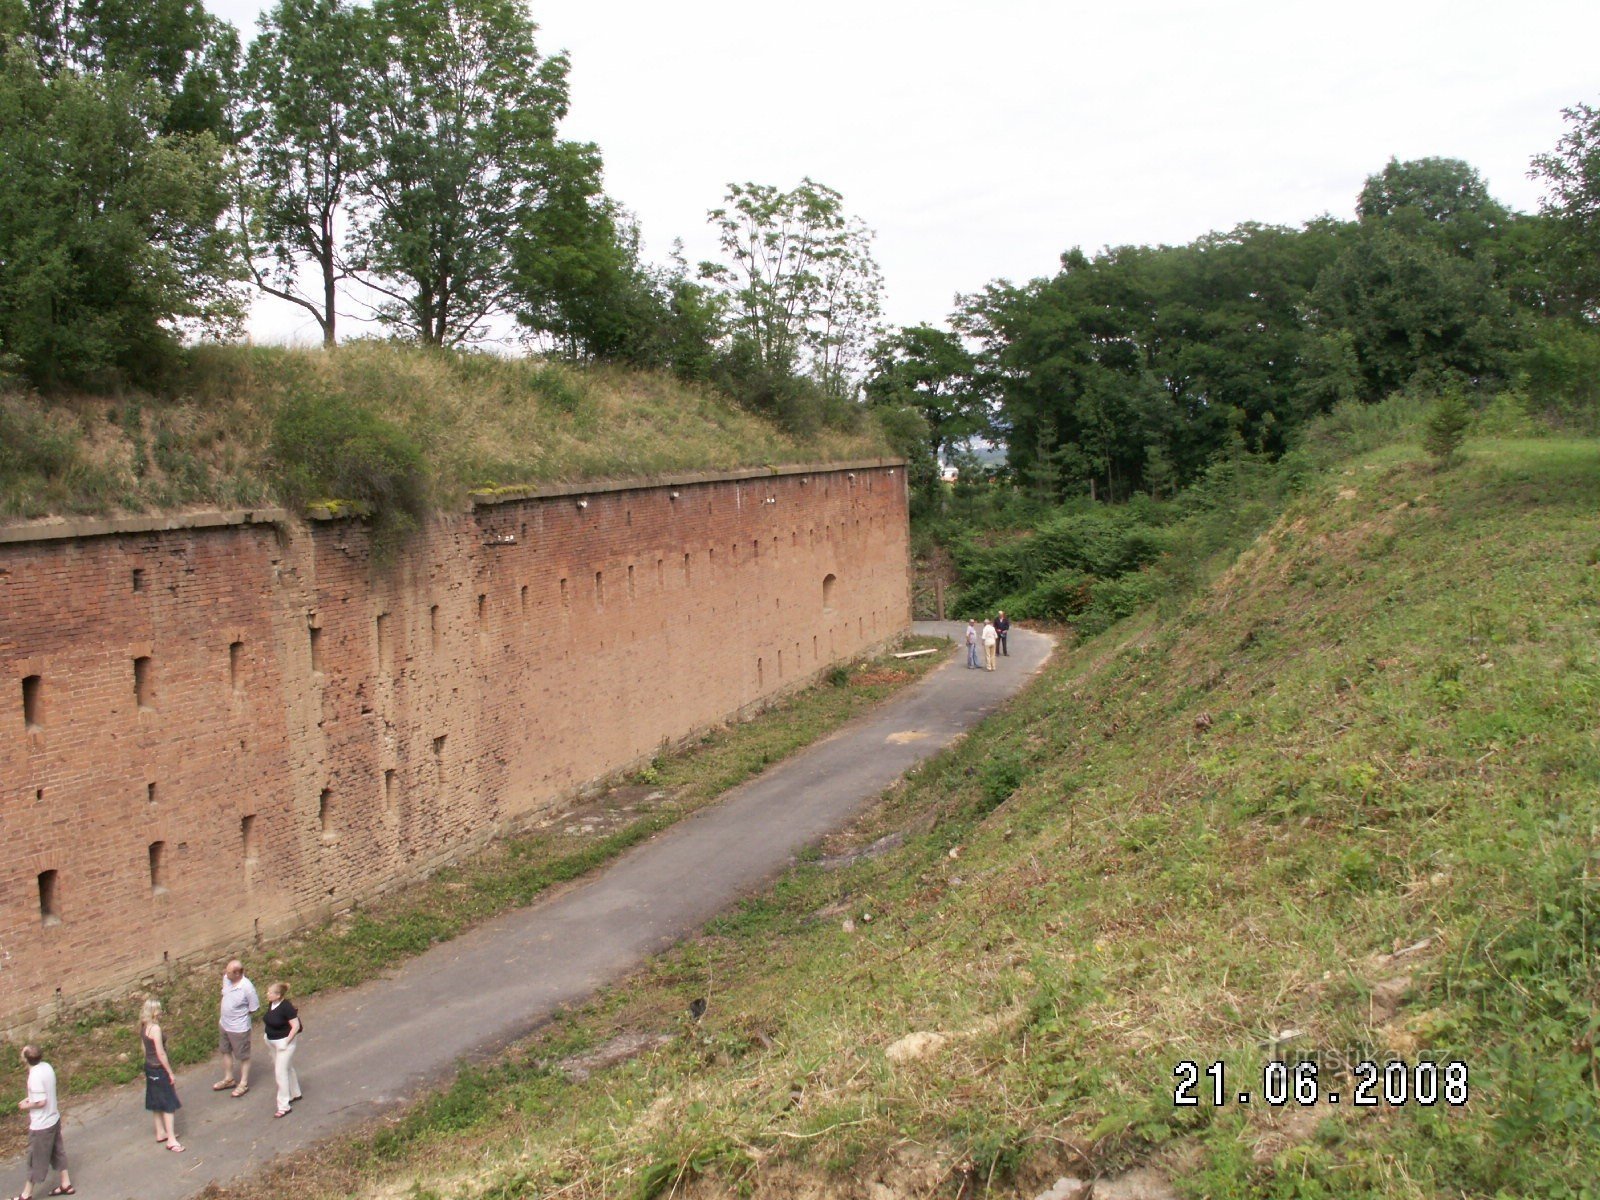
[168,1141,185,1153]
[273,1108,291,1118]
[230,1084,249,1098]
[48,1187,77,1196]
[211,1078,237,1091]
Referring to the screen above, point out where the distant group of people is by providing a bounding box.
[12,958,303,1197]
[964,611,1011,671]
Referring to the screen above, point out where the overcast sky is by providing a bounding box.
[205,0,1600,347]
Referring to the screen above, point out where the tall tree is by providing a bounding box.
[238,0,365,346]
[1531,101,1600,320]
[864,324,982,470]
[22,0,239,137]
[702,178,883,395]
[349,0,571,346]
[0,29,243,384]
[1306,222,1517,401]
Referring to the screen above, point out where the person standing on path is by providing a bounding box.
[981,619,998,671]
[965,620,980,668]
[213,959,259,1098]
[995,611,1010,656]
[140,999,183,1152]
[14,1045,73,1198]
[262,983,303,1119]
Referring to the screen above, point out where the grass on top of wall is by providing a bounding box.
[0,342,894,522]
[24,636,947,1112]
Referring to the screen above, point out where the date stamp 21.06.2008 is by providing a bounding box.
[1173,1059,1469,1108]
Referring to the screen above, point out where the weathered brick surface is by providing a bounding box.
[0,464,909,1028]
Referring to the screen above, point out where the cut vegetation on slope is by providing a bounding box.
[227,429,1598,1200]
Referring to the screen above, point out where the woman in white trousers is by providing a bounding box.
[262,982,303,1118]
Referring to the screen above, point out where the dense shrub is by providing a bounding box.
[949,505,1176,618]
[270,390,428,554]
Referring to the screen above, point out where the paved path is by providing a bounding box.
[13,622,1051,1199]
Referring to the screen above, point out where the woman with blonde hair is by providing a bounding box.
[139,999,182,1152]
[262,982,302,1119]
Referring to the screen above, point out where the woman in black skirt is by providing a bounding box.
[139,999,183,1153]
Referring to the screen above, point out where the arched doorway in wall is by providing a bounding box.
[822,572,837,614]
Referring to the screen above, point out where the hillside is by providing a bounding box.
[237,428,1599,1200]
[0,343,893,522]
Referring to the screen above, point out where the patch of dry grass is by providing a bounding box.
[0,343,892,520]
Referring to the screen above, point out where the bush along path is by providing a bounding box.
[13,623,1051,1200]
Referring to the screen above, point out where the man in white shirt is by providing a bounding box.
[16,1045,72,1198]
[213,958,260,1098]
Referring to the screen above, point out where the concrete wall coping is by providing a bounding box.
[0,508,292,545]
[465,458,907,509]
[0,459,907,542]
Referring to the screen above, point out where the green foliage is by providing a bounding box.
[270,388,427,550]
[702,178,884,398]
[350,0,575,346]
[1517,318,1600,428]
[22,0,241,138]
[1531,100,1600,318]
[0,39,243,387]
[864,323,983,492]
[238,0,366,346]
[949,503,1174,619]
[1307,222,1519,402]
[1423,392,1472,467]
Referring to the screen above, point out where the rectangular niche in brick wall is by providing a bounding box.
[37,870,60,926]
[148,841,167,894]
[22,674,42,732]
[134,656,155,711]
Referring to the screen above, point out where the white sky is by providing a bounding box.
[205,0,1600,347]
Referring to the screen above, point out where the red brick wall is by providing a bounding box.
[0,463,908,1027]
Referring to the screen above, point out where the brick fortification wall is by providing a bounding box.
[0,461,908,1028]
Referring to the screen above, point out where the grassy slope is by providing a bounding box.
[242,433,1598,1200]
[0,343,890,519]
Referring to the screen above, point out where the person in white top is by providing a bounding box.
[981,619,998,671]
[15,1045,73,1197]
[213,959,260,1098]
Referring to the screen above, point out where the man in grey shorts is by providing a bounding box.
[213,959,260,1097]
[16,1044,73,1197]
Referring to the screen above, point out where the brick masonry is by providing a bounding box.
[0,461,909,1029]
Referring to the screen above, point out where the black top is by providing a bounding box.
[263,999,298,1039]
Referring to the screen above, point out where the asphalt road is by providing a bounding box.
[10,621,1052,1199]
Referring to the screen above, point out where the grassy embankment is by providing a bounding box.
[0,342,892,520]
[222,427,1598,1198]
[26,637,946,1109]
